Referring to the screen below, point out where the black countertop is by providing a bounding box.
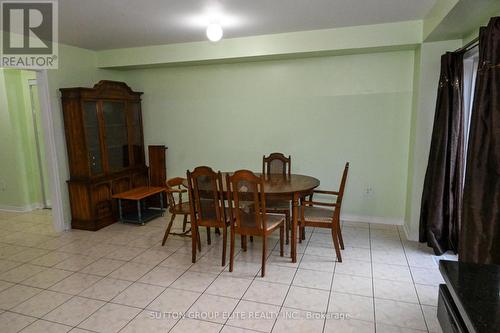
[439,260,500,333]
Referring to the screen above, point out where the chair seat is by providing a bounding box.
[240,212,285,231]
[301,206,333,222]
[173,202,191,215]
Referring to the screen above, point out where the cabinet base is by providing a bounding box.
[71,216,115,231]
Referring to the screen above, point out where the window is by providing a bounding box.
[462,46,479,175]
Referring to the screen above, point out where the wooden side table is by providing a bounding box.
[112,186,166,225]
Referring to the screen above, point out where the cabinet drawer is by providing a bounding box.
[95,201,112,219]
[91,183,113,218]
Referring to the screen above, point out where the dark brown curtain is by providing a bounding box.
[419,52,465,255]
[460,18,500,265]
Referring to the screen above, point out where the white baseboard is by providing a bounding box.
[0,203,45,212]
[402,223,418,241]
[341,214,404,226]
[402,223,411,240]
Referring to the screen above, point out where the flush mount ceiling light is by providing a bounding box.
[206,23,223,42]
[181,3,243,43]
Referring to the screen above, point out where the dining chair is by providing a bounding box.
[262,152,291,176]
[262,152,292,244]
[226,170,285,277]
[162,177,196,246]
[187,166,230,265]
[299,162,349,262]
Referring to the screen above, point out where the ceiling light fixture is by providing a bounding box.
[206,23,223,42]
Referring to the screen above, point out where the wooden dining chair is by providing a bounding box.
[227,170,285,277]
[263,152,291,176]
[262,152,292,244]
[299,162,349,262]
[187,166,230,265]
[162,177,192,246]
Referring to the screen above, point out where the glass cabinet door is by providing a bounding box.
[83,101,103,175]
[102,101,130,172]
[129,102,144,165]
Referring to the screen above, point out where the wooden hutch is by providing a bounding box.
[60,81,148,230]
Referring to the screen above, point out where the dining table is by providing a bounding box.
[185,172,320,263]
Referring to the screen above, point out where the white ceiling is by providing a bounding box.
[58,0,437,50]
[425,0,500,41]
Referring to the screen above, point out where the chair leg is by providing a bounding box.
[222,226,227,267]
[285,211,290,245]
[261,236,267,277]
[162,214,176,246]
[229,227,235,272]
[215,228,221,236]
[207,227,211,245]
[299,222,303,244]
[301,226,306,240]
[279,225,284,257]
[182,215,187,232]
[331,228,342,262]
[197,229,201,252]
[191,224,197,263]
[250,236,253,243]
[241,235,247,251]
[336,221,345,250]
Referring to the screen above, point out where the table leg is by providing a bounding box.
[291,192,299,263]
[118,199,123,223]
[137,200,143,225]
[160,192,164,216]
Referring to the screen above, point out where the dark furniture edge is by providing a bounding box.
[439,260,476,333]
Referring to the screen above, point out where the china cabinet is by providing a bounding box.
[60,81,147,230]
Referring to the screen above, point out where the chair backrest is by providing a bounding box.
[262,153,291,176]
[336,162,350,207]
[226,170,267,231]
[186,166,225,224]
[165,177,186,207]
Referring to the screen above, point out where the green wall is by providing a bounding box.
[0,43,125,223]
[0,69,47,209]
[0,69,26,208]
[3,45,412,225]
[121,50,414,221]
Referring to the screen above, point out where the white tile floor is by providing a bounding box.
[0,209,453,333]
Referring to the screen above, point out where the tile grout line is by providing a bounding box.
[269,226,312,333]
[220,232,290,333]
[141,229,290,332]
[369,223,377,333]
[320,226,337,333]
[2,226,361,331]
[192,232,290,331]
[1,214,442,333]
[1,223,212,331]
[115,227,230,333]
[210,223,307,332]
[398,226,431,333]
[169,243,249,332]
[3,236,192,330]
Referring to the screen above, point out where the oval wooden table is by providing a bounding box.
[185,173,320,263]
[260,173,320,263]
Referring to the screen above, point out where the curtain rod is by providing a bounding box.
[454,36,479,53]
